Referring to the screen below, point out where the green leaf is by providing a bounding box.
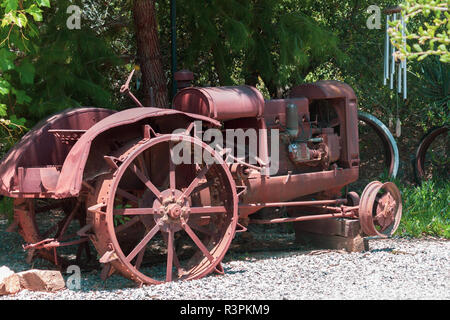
[0,79,11,95]
[0,104,7,117]
[16,60,35,85]
[437,44,447,52]
[11,88,32,104]
[4,0,18,12]
[1,12,16,27]
[9,114,26,126]
[413,44,423,52]
[35,0,50,8]
[17,13,28,28]
[0,49,16,71]
[26,4,43,22]
[417,54,428,61]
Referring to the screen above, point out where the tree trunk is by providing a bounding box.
[133,0,168,108]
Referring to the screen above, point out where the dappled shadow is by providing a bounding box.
[368,247,395,253]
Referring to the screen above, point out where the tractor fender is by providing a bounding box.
[0,107,116,197]
[54,107,221,198]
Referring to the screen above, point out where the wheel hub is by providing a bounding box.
[167,203,183,219]
[375,194,395,231]
[153,189,190,232]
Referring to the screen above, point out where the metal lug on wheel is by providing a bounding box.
[214,263,225,275]
[100,263,115,281]
[99,250,118,264]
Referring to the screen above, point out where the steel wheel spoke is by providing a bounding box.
[136,154,149,179]
[56,202,80,240]
[166,229,174,282]
[116,188,139,205]
[129,163,161,199]
[162,231,182,274]
[115,216,140,233]
[126,223,160,263]
[169,142,176,190]
[190,206,227,215]
[179,165,211,200]
[189,221,215,236]
[191,180,213,195]
[134,244,145,270]
[182,222,214,263]
[113,207,155,215]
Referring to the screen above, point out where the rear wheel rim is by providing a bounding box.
[90,134,238,284]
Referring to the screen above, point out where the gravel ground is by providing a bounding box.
[0,218,449,300]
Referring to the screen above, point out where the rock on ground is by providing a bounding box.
[0,266,21,295]
[17,270,65,292]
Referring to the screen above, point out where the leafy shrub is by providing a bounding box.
[397,179,449,238]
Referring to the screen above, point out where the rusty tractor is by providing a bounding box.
[0,70,402,285]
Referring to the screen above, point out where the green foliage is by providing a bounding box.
[113,203,132,227]
[298,0,401,121]
[0,0,46,151]
[378,169,449,239]
[0,196,13,222]
[397,179,450,238]
[0,0,124,154]
[388,0,449,63]
[409,56,449,127]
[159,0,343,97]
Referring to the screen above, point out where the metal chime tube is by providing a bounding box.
[398,57,402,93]
[383,8,407,137]
[390,13,396,90]
[397,14,402,94]
[384,15,390,85]
[402,15,407,100]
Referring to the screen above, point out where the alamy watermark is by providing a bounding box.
[66,5,82,30]
[366,5,382,29]
[66,265,81,290]
[170,121,280,175]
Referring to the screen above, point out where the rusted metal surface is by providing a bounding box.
[120,69,145,108]
[359,181,402,237]
[289,80,360,169]
[173,85,264,121]
[0,108,115,197]
[11,198,90,266]
[86,134,237,284]
[383,6,402,14]
[0,72,403,284]
[174,70,194,90]
[54,108,221,199]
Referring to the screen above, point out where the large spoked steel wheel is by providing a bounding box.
[413,125,449,184]
[359,181,402,238]
[87,134,238,285]
[12,198,90,267]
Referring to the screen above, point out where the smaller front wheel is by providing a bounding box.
[359,181,402,238]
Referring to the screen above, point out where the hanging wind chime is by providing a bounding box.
[383,6,407,137]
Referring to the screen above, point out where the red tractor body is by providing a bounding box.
[0,78,402,285]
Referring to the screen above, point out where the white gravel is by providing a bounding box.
[1,218,448,300]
